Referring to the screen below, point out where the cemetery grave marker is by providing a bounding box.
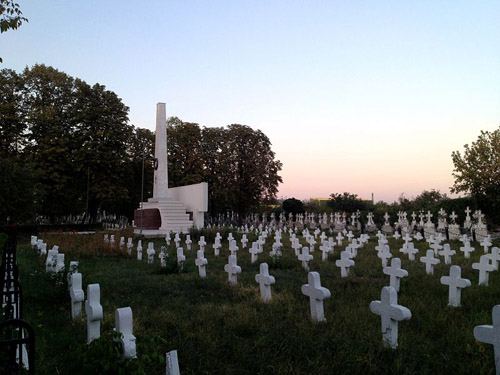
[224,255,242,285]
[420,250,440,275]
[369,286,411,349]
[440,266,471,307]
[383,258,408,292]
[255,263,275,302]
[301,271,331,322]
[114,307,137,359]
[85,284,103,344]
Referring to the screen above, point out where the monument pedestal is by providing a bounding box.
[133,103,208,236]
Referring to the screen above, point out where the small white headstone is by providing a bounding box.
[69,273,84,320]
[440,266,471,307]
[298,247,313,272]
[472,255,495,286]
[114,307,137,359]
[474,305,500,375]
[336,251,355,278]
[85,284,103,344]
[249,242,260,264]
[224,255,241,285]
[460,242,475,259]
[137,240,143,261]
[439,244,456,265]
[301,271,331,322]
[147,242,155,264]
[255,263,275,303]
[369,286,411,349]
[176,247,186,271]
[420,249,440,275]
[383,258,408,292]
[195,250,208,278]
[166,350,180,375]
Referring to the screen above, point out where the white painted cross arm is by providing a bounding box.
[474,305,500,375]
[370,286,411,349]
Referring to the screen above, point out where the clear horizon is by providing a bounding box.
[2,1,499,203]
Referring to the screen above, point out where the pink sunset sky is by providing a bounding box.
[2,1,499,203]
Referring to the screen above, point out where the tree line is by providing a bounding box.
[0,65,282,223]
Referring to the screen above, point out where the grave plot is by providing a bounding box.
[13,228,500,374]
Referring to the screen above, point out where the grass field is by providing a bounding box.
[9,229,500,374]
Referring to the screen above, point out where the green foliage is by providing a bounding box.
[78,332,165,375]
[327,192,370,212]
[0,0,28,62]
[451,127,500,222]
[166,119,283,215]
[282,197,305,216]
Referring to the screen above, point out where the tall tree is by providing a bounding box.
[451,127,500,221]
[72,79,133,216]
[167,117,205,188]
[22,64,80,217]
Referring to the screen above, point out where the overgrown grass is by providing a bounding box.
[13,230,500,374]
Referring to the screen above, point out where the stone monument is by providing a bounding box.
[134,103,208,235]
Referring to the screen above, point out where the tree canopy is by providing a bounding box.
[0,65,283,222]
[451,127,500,221]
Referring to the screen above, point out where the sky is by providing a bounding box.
[2,1,499,203]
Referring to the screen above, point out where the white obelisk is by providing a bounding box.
[152,103,168,201]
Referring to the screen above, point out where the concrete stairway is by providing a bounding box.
[142,199,193,233]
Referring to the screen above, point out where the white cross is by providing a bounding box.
[336,251,355,277]
[439,244,456,265]
[346,231,354,242]
[249,242,260,263]
[350,239,361,257]
[486,247,500,270]
[420,249,440,275]
[229,240,239,256]
[147,242,155,264]
[85,284,103,344]
[336,232,344,246]
[69,273,84,320]
[224,255,242,285]
[176,247,186,270]
[460,242,475,259]
[472,255,495,286]
[405,243,419,261]
[307,236,316,252]
[430,241,442,256]
[198,236,207,251]
[291,238,301,256]
[474,305,500,375]
[195,250,208,278]
[212,239,221,256]
[481,237,493,254]
[369,286,411,349]
[319,241,331,261]
[414,232,423,241]
[185,235,192,251]
[440,265,471,307]
[241,234,248,249]
[459,234,470,245]
[136,241,143,261]
[393,231,401,240]
[378,246,393,268]
[255,263,275,303]
[383,258,408,292]
[301,272,331,322]
[298,247,314,271]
